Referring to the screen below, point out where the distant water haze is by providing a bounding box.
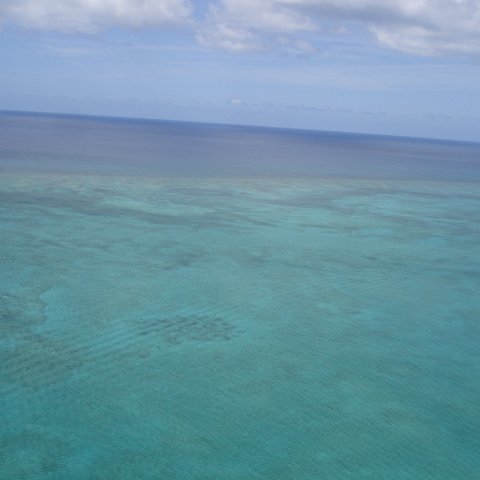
[1,111,479,180]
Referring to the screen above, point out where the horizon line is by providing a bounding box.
[1,108,479,147]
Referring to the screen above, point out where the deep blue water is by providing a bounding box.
[1,110,480,180]
[1,111,480,479]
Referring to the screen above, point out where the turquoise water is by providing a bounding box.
[1,113,480,479]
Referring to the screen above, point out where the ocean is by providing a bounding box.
[1,111,480,479]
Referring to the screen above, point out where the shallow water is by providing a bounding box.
[1,113,480,479]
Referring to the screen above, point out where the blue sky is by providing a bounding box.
[1,0,480,141]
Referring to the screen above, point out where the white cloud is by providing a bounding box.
[196,0,317,53]
[0,0,192,33]
[209,0,315,33]
[200,0,480,56]
[197,12,263,53]
[1,0,480,57]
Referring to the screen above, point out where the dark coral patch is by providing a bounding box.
[0,292,46,337]
[138,315,236,345]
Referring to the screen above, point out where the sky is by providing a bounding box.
[1,0,480,141]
